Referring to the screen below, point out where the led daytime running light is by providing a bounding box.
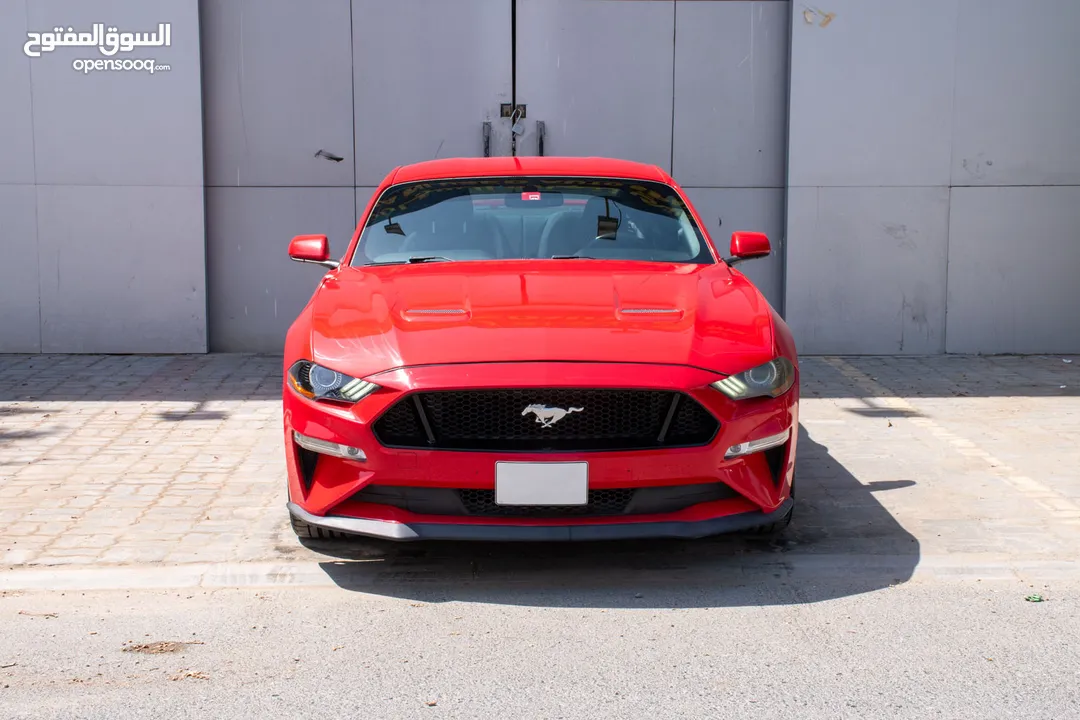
[294,431,366,461]
[725,429,791,459]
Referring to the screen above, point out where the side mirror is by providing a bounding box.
[288,234,339,269]
[724,231,770,266]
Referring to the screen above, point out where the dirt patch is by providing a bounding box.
[170,670,210,681]
[122,641,204,654]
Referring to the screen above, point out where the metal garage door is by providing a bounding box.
[202,0,788,352]
[202,0,512,352]
[510,1,789,311]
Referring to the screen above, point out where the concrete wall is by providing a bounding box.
[4,0,1076,356]
[200,0,357,352]
[785,0,1080,354]
[944,1,1080,354]
[675,0,789,311]
[0,0,205,353]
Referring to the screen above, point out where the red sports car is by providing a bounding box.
[282,156,798,541]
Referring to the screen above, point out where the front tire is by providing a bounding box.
[746,501,794,537]
[746,479,795,537]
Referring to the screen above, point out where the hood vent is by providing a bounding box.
[617,307,684,321]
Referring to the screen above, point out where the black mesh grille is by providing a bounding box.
[374,397,425,440]
[372,389,718,452]
[460,489,635,517]
[666,397,720,445]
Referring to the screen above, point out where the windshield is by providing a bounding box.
[349,176,714,266]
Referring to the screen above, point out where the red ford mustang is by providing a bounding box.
[282,156,799,542]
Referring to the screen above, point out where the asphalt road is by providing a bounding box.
[1,576,1076,720]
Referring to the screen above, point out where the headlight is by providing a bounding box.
[287,360,380,402]
[711,357,795,400]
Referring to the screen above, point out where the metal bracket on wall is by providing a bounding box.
[482,121,491,157]
[537,121,546,157]
[500,104,526,119]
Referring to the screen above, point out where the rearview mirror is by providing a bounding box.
[288,234,338,269]
[724,231,770,266]
[596,215,619,239]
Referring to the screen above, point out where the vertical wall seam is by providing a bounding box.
[943,185,952,354]
[779,0,795,319]
[25,0,42,353]
[669,0,677,175]
[511,0,517,104]
[196,0,210,352]
[349,0,358,226]
[510,0,517,156]
[943,0,963,354]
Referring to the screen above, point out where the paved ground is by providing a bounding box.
[1,353,1078,572]
[1,353,1078,718]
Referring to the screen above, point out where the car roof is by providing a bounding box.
[389,156,673,184]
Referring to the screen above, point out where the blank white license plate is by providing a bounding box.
[495,462,588,506]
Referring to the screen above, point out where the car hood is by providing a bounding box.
[308,261,776,378]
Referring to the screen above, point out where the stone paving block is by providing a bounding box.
[102,497,155,509]
[24,555,102,566]
[50,534,116,550]
[79,510,142,523]
[1,550,37,564]
[4,523,41,536]
[96,548,148,563]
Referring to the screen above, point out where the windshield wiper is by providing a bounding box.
[550,255,596,260]
[406,256,452,263]
[367,256,454,266]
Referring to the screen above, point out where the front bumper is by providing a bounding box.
[288,498,794,541]
[283,360,799,541]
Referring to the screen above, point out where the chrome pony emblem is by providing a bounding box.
[522,404,583,428]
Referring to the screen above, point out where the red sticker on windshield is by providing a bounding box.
[521,192,541,201]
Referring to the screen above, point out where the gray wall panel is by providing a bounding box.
[515,0,674,169]
[0,1,34,185]
[945,187,1080,354]
[683,187,784,310]
[201,0,355,187]
[349,186,379,261]
[355,186,378,226]
[353,0,513,185]
[787,0,958,187]
[785,186,950,355]
[356,186,378,211]
[207,187,356,352]
[673,1,789,187]
[951,0,1080,187]
[0,186,41,353]
[25,0,203,187]
[37,186,206,353]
